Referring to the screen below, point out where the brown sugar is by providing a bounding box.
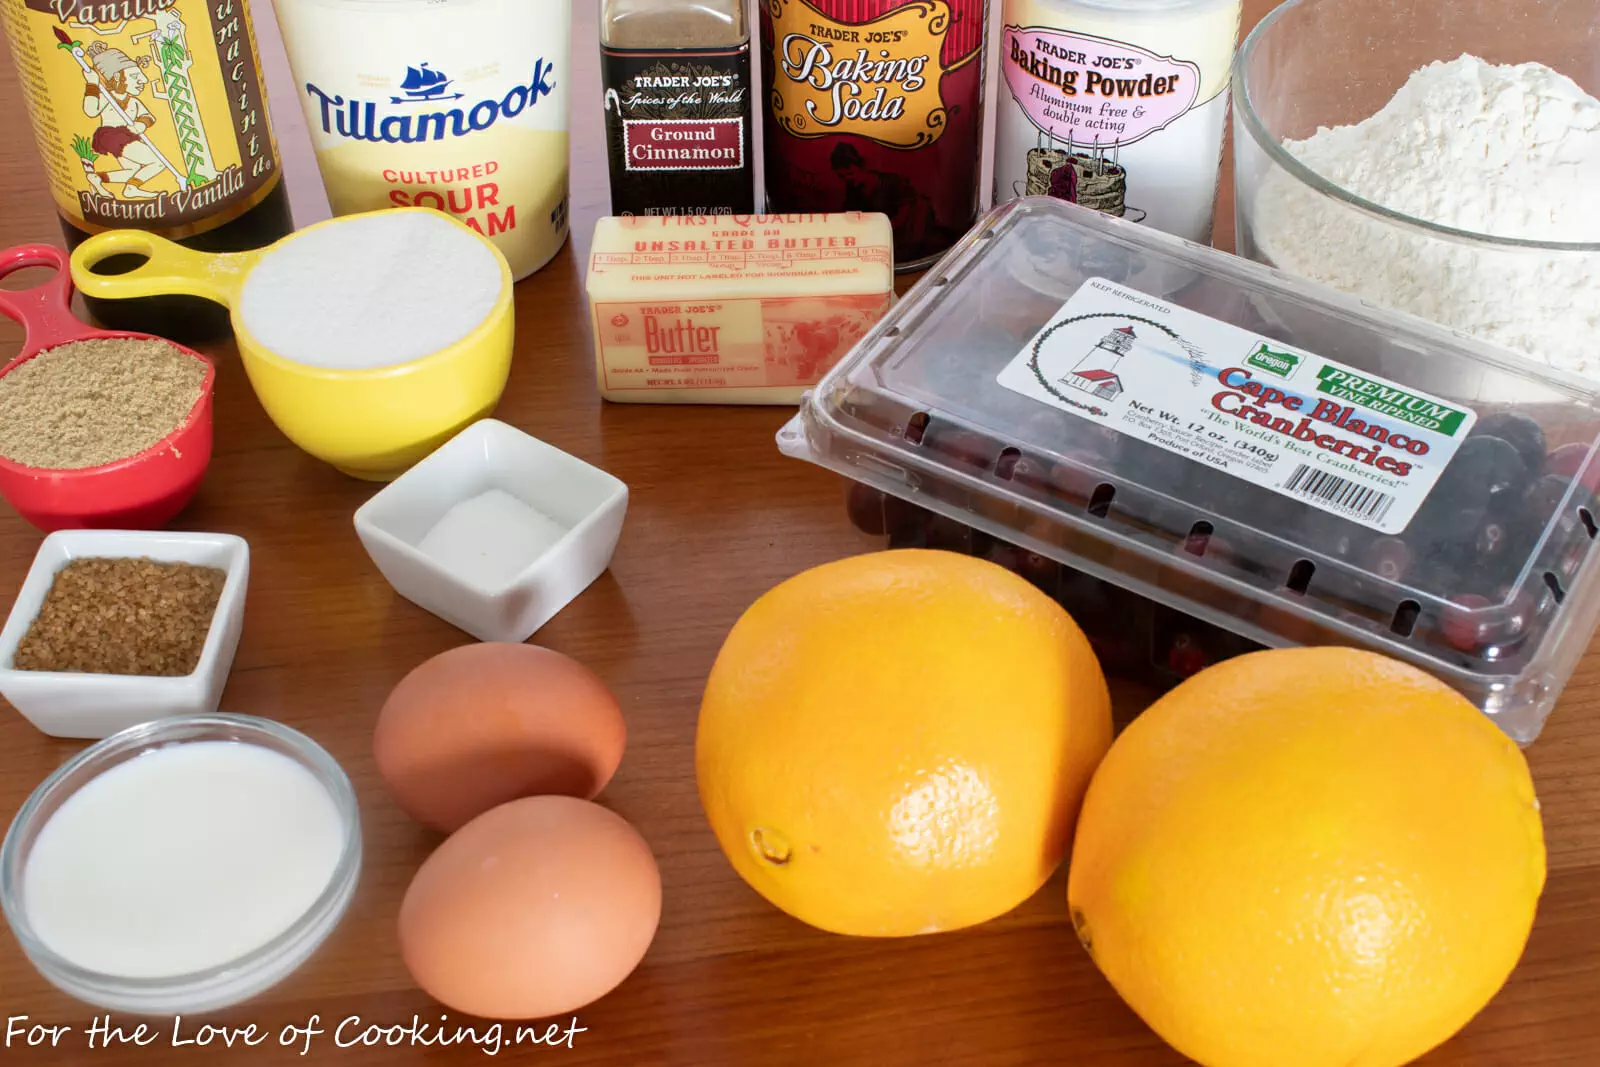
[13,558,227,676]
[0,338,207,470]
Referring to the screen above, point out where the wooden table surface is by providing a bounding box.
[3,2,1600,1064]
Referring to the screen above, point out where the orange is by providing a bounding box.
[1068,647,1545,1067]
[696,548,1111,936]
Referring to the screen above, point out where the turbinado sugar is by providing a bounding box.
[237,212,503,371]
[0,338,206,470]
[14,557,226,676]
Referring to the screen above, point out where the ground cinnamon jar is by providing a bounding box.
[759,0,990,271]
[600,0,755,217]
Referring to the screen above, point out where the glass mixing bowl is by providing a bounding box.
[1231,0,1600,392]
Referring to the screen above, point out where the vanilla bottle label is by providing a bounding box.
[0,0,283,237]
[601,43,754,217]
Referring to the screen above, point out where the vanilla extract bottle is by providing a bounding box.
[0,0,292,341]
[599,0,755,217]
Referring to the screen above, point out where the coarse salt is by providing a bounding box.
[237,212,503,371]
[417,488,569,592]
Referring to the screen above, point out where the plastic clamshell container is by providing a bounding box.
[779,197,1600,744]
[353,419,628,643]
[0,531,250,739]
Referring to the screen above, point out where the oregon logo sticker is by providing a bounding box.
[1246,342,1301,379]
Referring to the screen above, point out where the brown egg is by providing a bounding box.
[374,642,626,832]
[399,796,661,1019]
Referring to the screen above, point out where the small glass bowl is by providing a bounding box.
[0,714,362,1015]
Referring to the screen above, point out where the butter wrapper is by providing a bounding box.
[585,213,895,405]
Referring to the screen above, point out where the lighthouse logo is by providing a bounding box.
[1002,305,1185,418]
[1061,324,1135,401]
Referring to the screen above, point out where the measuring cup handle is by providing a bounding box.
[0,244,89,357]
[68,230,259,309]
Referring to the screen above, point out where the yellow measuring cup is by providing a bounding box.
[68,208,514,481]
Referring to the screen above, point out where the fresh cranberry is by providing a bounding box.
[1546,442,1600,492]
[926,514,975,553]
[1048,461,1101,508]
[1181,533,1237,567]
[1439,592,1536,655]
[1254,598,1327,647]
[1326,527,1372,562]
[1473,517,1526,566]
[986,541,1027,575]
[923,425,991,470]
[1164,632,1210,678]
[1559,538,1594,582]
[1363,537,1413,583]
[1471,412,1547,478]
[845,483,887,536]
[885,497,932,547]
[1018,551,1062,594]
[1006,456,1052,492]
[1522,472,1579,519]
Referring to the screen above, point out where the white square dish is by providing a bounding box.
[0,531,251,739]
[353,419,628,643]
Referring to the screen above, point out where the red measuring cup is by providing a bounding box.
[0,244,215,532]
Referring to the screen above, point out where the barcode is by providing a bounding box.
[1281,464,1394,522]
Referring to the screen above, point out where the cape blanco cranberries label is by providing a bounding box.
[1000,27,1201,146]
[995,278,1478,535]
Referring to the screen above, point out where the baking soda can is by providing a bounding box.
[760,0,989,271]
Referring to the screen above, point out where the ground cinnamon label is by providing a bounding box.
[14,557,225,676]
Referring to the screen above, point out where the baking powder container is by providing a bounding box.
[994,0,1242,244]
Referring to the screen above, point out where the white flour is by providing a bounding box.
[239,212,503,370]
[1249,54,1600,377]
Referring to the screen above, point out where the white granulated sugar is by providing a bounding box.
[238,212,502,371]
[1250,54,1600,377]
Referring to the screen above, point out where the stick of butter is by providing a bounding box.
[585,213,896,404]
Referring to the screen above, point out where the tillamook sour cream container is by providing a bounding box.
[271,0,572,280]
